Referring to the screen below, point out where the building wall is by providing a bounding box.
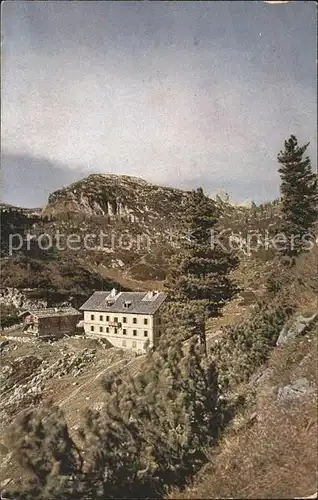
[37,315,81,337]
[83,310,163,352]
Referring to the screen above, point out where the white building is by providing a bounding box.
[79,288,167,353]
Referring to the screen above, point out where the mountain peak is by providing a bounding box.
[42,173,189,223]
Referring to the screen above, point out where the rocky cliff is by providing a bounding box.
[43,174,190,225]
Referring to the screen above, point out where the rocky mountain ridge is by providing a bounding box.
[43,173,190,224]
[2,173,281,234]
[1,173,282,307]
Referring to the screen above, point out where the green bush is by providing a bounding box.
[210,300,294,390]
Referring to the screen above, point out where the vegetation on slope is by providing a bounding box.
[7,243,317,499]
[168,326,318,500]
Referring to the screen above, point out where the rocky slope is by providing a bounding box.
[42,173,282,233]
[1,179,316,498]
[1,174,282,307]
[42,174,191,233]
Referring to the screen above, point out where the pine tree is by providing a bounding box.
[8,404,84,499]
[277,135,317,259]
[161,301,207,353]
[165,187,237,317]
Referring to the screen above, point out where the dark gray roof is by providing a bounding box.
[19,307,81,318]
[79,290,167,315]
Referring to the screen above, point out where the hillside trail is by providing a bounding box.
[59,355,143,408]
[0,354,146,479]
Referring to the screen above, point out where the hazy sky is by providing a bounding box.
[1,1,317,207]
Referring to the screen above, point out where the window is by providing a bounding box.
[144,318,148,325]
[114,327,118,334]
[114,317,118,323]
[133,330,137,336]
[91,314,95,320]
[90,325,94,332]
[123,329,127,335]
[99,326,103,333]
[158,317,161,325]
[133,317,137,324]
[106,315,110,321]
[144,330,148,337]
[122,316,127,323]
[99,315,103,321]
[132,340,136,348]
[122,339,126,347]
[106,327,109,333]
[158,330,161,337]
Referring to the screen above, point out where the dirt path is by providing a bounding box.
[59,356,142,408]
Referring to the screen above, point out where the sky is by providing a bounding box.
[1,0,317,207]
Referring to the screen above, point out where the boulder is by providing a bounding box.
[276,312,317,347]
[277,377,315,402]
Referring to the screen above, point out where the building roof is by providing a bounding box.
[19,307,81,319]
[79,290,167,315]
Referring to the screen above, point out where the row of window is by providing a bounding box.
[122,339,144,349]
[90,325,148,337]
[90,314,149,325]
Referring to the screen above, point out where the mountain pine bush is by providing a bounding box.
[8,403,84,499]
[210,300,294,390]
[81,336,221,495]
[8,337,222,499]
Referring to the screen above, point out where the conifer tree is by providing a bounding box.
[8,404,84,499]
[165,187,237,317]
[277,135,317,259]
[161,301,207,353]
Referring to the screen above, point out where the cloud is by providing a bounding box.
[1,1,317,206]
[0,151,90,207]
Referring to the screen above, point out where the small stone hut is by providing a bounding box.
[19,307,82,338]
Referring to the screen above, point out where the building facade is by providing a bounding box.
[79,289,166,353]
[20,307,82,338]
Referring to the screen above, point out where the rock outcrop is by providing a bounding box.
[42,174,190,227]
[276,312,317,346]
[277,377,315,402]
